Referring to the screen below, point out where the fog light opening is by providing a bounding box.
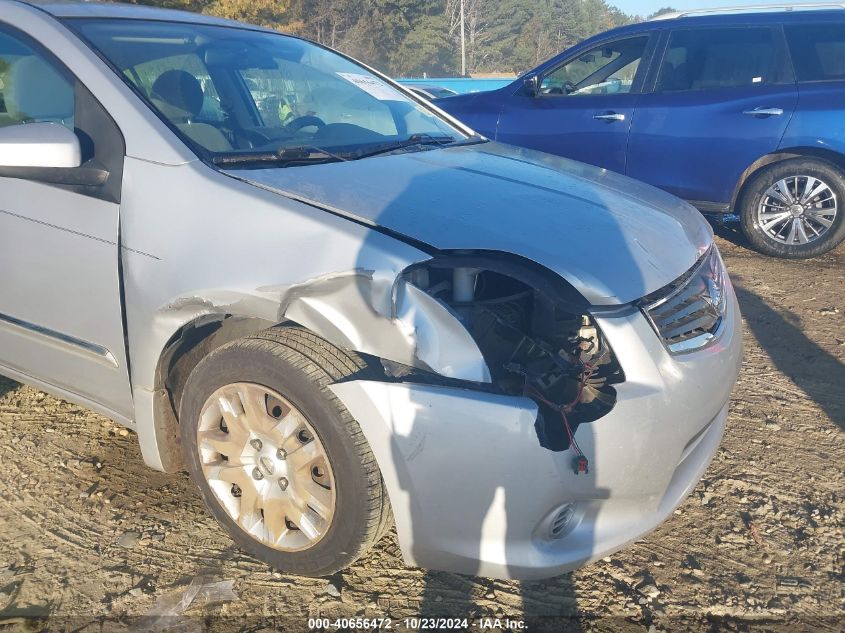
[549,503,577,539]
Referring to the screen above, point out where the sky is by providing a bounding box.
[608,0,829,18]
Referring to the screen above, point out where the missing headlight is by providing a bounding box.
[403,254,624,454]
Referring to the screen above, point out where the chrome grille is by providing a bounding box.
[640,246,727,353]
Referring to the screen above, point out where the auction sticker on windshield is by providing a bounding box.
[337,72,406,100]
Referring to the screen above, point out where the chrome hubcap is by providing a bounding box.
[757,175,837,245]
[197,383,335,551]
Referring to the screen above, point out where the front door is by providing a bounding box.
[496,34,655,173]
[626,25,798,207]
[0,25,132,418]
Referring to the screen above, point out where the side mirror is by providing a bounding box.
[0,122,108,186]
[524,75,540,97]
[0,122,81,168]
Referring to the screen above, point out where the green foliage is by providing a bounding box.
[203,0,296,30]
[136,0,641,76]
[647,6,678,19]
[392,13,457,75]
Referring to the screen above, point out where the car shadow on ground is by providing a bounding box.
[417,569,581,630]
[733,282,845,432]
[520,575,582,631]
[0,375,19,400]
[706,214,752,250]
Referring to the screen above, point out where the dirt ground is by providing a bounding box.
[0,222,842,632]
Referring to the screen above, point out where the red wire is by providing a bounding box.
[560,362,594,455]
[526,357,596,464]
[524,378,587,458]
[561,408,584,456]
[564,367,591,412]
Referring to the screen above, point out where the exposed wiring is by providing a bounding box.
[523,360,595,474]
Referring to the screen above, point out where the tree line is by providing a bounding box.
[130,0,676,76]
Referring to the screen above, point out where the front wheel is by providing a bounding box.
[179,326,390,576]
[739,158,845,258]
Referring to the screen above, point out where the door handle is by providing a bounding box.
[742,107,784,117]
[593,112,626,122]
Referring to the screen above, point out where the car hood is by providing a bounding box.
[227,142,712,305]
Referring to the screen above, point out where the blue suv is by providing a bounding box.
[439,6,845,258]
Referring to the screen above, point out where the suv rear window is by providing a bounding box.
[785,24,845,82]
[658,27,780,91]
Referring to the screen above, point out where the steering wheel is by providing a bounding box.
[563,81,577,94]
[284,115,326,134]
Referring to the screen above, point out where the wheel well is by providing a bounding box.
[156,314,277,422]
[732,148,845,210]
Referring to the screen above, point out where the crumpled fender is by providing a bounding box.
[162,269,492,383]
[134,265,491,472]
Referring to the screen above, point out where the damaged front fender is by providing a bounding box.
[139,265,491,471]
[158,266,492,386]
[270,270,492,382]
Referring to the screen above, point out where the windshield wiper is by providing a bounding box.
[213,134,486,166]
[212,145,347,168]
[344,133,485,160]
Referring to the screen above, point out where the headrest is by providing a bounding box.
[5,56,74,122]
[151,70,203,119]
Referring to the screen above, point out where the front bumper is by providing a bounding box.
[331,282,742,580]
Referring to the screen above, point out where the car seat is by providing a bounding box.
[4,55,74,126]
[151,69,232,152]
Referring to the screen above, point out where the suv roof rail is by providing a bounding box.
[650,2,845,20]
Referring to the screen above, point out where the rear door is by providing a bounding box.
[781,21,845,152]
[626,25,797,208]
[496,33,656,173]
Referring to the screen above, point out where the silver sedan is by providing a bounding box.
[0,0,741,579]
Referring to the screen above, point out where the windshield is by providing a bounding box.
[69,19,469,165]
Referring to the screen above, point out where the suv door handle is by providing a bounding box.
[742,107,784,117]
[593,112,626,122]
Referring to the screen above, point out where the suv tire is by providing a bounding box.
[180,325,391,576]
[739,158,845,258]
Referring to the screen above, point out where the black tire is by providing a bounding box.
[739,158,845,258]
[180,325,391,576]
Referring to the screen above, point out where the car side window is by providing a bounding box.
[658,27,781,92]
[785,24,845,82]
[540,36,649,97]
[0,30,75,130]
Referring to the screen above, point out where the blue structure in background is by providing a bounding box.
[395,77,513,94]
